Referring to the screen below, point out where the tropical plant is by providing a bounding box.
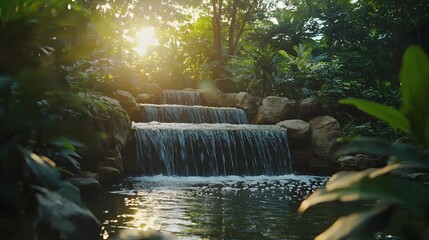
[226,44,281,96]
[278,43,344,101]
[0,0,101,239]
[299,46,429,239]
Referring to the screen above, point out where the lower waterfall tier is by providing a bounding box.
[133,122,292,176]
[138,104,250,124]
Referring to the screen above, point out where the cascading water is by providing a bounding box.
[161,90,201,105]
[133,122,292,176]
[138,104,250,124]
[132,89,293,177]
[101,90,306,239]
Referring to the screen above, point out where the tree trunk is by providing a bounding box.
[212,0,223,81]
[227,0,238,56]
[232,0,258,53]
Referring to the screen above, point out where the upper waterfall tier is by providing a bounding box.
[133,122,292,176]
[162,90,201,105]
[138,104,250,124]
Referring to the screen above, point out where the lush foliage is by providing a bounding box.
[61,0,427,108]
[1,0,428,238]
[0,1,102,239]
[299,46,429,239]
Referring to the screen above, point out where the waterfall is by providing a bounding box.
[139,104,250,124]
[133,122,292,176]
[162,90,201,105]
[129,89,293,177]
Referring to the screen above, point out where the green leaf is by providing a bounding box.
[0,0,16,23]
[340,98,410,133]
[278,50,289,59]
[299,170,429,214]
[337,137,429,170]
[400,46,429,145]
[51,138,84,150]
[315,204,393,240]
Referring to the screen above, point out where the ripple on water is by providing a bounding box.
[96,175,373,239]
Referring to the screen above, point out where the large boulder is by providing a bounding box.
[66,177,102,200]
[299,97,324,121]
[224,93,238,107]
[97,166,122,184]
[78,95,131,176]
[114,90,137,107]
[289,115,341,175]
[199,88,224,107]
[99,145,124,173]
[236,92,260,122]
[95,96,131,149]
[35,186,101,240]
[135,93,155,104]
[255,96,298,124]
[99,96,121,108]
[337,154,386,171]
[277,119,312,146]
[308,115,341,161]
[114,90,139,118]
[139,82,163,98]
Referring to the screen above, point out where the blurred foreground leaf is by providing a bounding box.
[339,98,410,133]
[315,205,393,240]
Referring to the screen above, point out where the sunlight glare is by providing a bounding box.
[134,27,159,55]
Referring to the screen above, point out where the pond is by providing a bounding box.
[89,174,397,239]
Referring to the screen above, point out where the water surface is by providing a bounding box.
[93,175,375,239]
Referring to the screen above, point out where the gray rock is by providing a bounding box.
[224,93,238,107]
[78,95,131,173]
[135,93,155,104]
[92,95,131,148]
[140,82,163,98]
[81,171,99,180]
[236,92,260,122]
[199,88,224,107]
[114,90,137,104]
[104,145,124,173]
[337,154,386,170]
[276,119,312,145]
[114,90,139,115]
[299,97,324,121]
[308,115,341,161]
[100,96,121,108]
[35,186,101,240]
[97,166,122,184]
[256,96,298,124]
[182,88,196,91]
[287,115,341,174]
[66,177,101,200]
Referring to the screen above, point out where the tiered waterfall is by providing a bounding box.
[132,90,292,176]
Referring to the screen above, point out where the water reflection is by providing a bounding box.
[93,175,372,239]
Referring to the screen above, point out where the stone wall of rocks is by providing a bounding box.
[67,94,132,198]
[111,83,378,175]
